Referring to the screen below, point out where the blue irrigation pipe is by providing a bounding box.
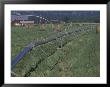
[11,46,33,69]
[11,42,36,69]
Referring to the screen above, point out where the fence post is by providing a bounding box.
[60,37,63,49]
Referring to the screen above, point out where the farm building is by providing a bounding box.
[11,15,38,27]
[11,15,48,29]
[20,20,35,28]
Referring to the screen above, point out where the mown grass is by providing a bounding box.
[29,29,100,77]
[11,24,100,77]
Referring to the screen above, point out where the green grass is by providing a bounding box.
[11,24,100,77]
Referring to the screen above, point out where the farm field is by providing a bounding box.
[11,23,100,77]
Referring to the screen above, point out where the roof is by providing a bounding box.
[11,15,28,21]
[51,20,60,23]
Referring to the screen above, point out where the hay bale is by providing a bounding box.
[57,24,62,32]
[79,23,83,26]
[53,24,61,32]
[51,23,54,29]
[40,24,45,30]
[96,24,100,33]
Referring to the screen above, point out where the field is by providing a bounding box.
[11,23,100,77]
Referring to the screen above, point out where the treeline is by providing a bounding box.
[11,11,100,23]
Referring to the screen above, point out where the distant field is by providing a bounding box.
[11,23,100,77]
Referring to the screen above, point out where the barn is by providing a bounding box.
[20,20,35,28]
[11,15,35,28]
